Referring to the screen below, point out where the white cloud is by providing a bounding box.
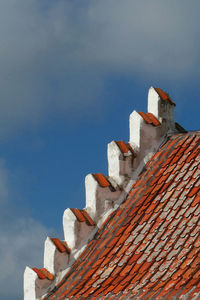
[0,160,52,300]
[0,218,49,300]
[84,1,200,76]
[0,0,199,138]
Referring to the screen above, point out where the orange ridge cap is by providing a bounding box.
[70,208,85,222]
[138,111,152,124]
[62,242,71,254]
[126,143,137,157]
[32,268,46,280]
[81,209,95,226]
[146,113,161,126]
[138,112,160,127]
[115,141,137,157]
[70,208,95,226]
[154,87,176,106]
[115,141,130,154]
[40,268,54,281]
[51,238,71,254]
[93,173,110,188]
[32,268,54,280]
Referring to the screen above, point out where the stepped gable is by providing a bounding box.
[24,86,200,299]
[44,131,200,299]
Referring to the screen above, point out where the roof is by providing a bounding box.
[24,87,199,300]
[44,131,200,299]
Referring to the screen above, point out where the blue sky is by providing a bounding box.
[0,1,200,299]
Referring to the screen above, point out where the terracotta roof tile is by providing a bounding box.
[116,141,137,157]
[126,143,137,156]
[32,268,54,281]
[115,141,130,154]
[154,87,176,106]
[70,208,95,226]
[93,173,111,188]
[70,208,85,222]
[44,132,200,299]
[51,238,71,253]
[81,209,96,226]
[138,112,161,126]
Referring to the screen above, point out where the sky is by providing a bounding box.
[0,1,200,299]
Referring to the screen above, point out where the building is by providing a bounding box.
[24,87,200,299]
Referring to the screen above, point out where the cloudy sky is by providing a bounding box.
[0,1,200,299]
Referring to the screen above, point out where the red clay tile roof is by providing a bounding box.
[44,131,200,299]
[154,87,176,106]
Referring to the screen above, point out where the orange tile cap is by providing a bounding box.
[138,112,161,127]
[32,268,54,280]
[51,238,71,253]
[116,141,137,157]
[93,173,110,188]
[154,87,176,106]
[116,141,130,154]
[70,208,95,226]
[81,209,95,226]
[70,208,85,222]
